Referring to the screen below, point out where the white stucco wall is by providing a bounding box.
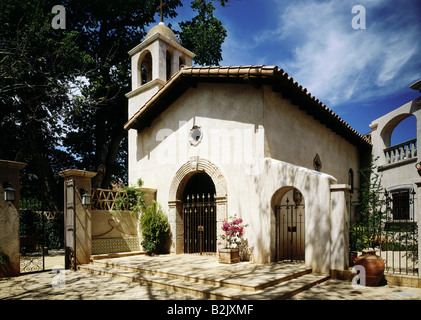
[263,86,360,187]
[127,82,359,272]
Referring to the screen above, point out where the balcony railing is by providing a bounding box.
[384,139,417,165]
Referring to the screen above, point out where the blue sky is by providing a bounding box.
[163,0,421,145]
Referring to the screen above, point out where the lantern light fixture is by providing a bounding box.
[4,186,15,202]
[81,189,91,207]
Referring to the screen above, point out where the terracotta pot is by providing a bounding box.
[353,249,385,286]
[218,248,240,264]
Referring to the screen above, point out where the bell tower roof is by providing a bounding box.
[145,22,179,44]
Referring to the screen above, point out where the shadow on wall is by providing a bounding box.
[244,158,334,272]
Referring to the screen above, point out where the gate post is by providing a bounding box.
[168,200,183,254]
[215,196,227,254]
[0,160,27,277]
[59,169,96,267]
[330,184,351,278]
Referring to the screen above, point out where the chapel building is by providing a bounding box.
[124,23,372,273]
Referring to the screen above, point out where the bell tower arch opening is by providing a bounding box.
[138,51,152,86]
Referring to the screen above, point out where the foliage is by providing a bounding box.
[114,178,145,214]
[0,0,92,210]
[139,201,170,254]
[1,0,231,205]
[351,156,388,250]
[178,0,227,66]
[218,215,248,249]
[61,0,183,189]
[20,204,64,250]
[349,223,370,252]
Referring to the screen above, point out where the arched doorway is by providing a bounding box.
[274,187,305,262]
[168,158,227,255]
[182,172,217,255]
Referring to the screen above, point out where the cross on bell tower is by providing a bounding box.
[156,0,167,23]
[126,2,195,121]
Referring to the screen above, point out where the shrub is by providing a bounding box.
[114,178,145,213]
[139,201,170,254]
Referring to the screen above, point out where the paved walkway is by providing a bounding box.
[1,254,421,300]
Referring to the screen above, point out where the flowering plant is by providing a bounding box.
[218,215,249,249]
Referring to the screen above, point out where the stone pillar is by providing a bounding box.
[0,160,27,277]
[330,184,351,277]
[59,169,96,266]
[215,196,227,253]
[138,188,157,208]
[168,200,183,254]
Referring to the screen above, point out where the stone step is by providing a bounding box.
[79,263,329,300]
[238,273,330,300]
[88,258,312,292]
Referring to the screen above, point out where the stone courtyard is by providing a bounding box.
[1,254,421,301]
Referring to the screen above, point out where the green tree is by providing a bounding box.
[1,0,231,206]
[0,0,92,209]
[61,0,183,188]
[178,0,227,66]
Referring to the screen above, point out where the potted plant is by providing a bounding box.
[352,156,386,286]
[218,215,248,264]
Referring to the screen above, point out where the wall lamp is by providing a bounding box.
[80,189,91,207]
[3,183,15,202]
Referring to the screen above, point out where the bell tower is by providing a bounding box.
[126,22,195,120]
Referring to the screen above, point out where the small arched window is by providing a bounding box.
[139,51,152,86]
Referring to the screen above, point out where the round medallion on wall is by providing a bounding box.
[189,125,203,146]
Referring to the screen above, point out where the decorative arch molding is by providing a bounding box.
[169,157,227,201]
[380,113,416,148]
[167,157,227,254]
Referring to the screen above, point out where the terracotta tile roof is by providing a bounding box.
[125,65,371,149]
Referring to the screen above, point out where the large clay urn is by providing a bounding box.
[353,249,385,286]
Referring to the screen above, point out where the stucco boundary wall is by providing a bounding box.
[0,160,27,277]
[91,210,142,255]
[258,158,349,274]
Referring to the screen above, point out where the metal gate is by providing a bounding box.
[275,197,305,262]
[19,199,46,273]
[349,189,418,275]
[183,194,216,255]
[19,199,64,273]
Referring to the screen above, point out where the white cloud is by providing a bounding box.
[267,0,420,107]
